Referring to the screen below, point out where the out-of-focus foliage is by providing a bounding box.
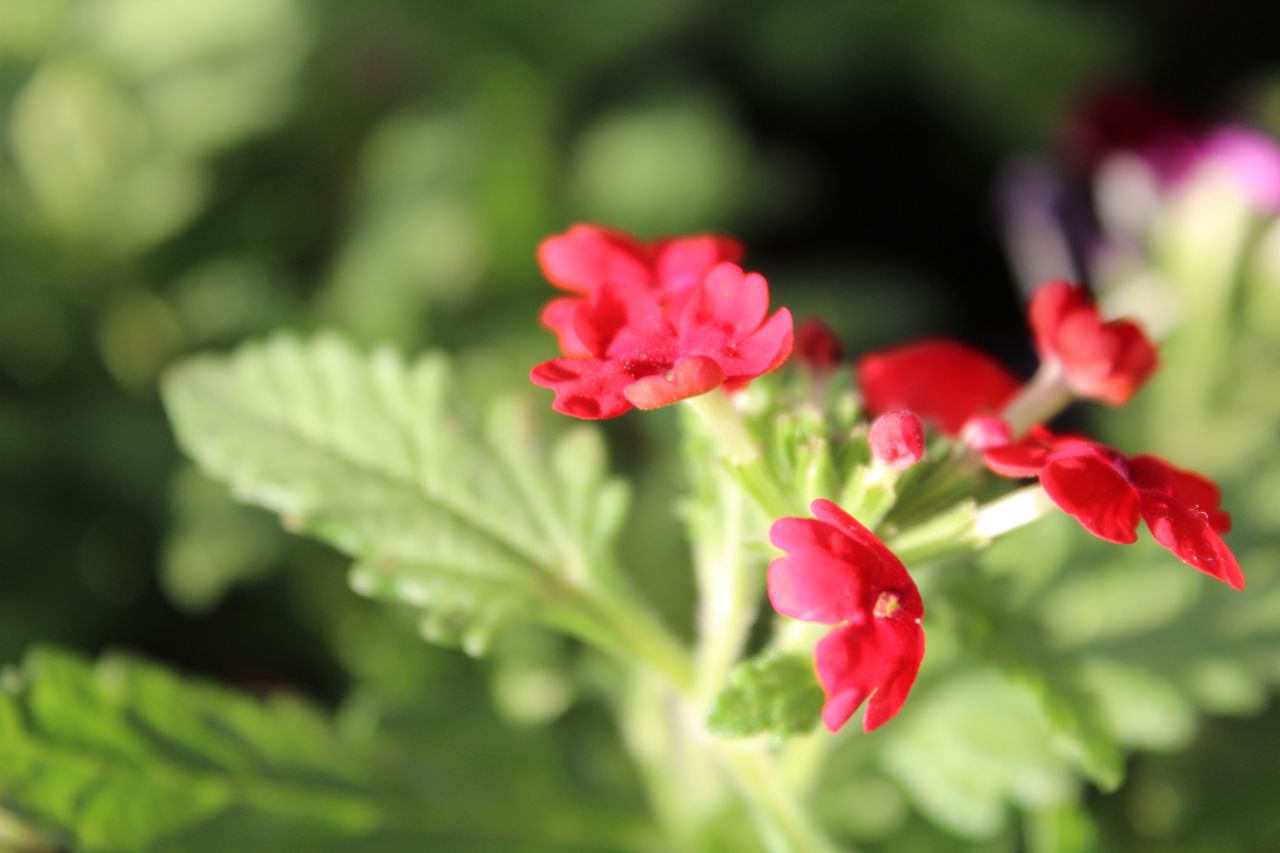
[3,0,1279,850]
[2,0,308,252]
[0,645,395,850]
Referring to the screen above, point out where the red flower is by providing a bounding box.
[869,411,925,470]
[537,225,743,355]
[769,499,925,732]
[985,429,1244,589]
[795,317,844,373]
[1029,281,1157,405]
[856,339,1022,435]
[531,263,793,419]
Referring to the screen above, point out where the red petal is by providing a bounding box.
[768,513,878,623]
[717,308,794,380]
[1028,280,1085,359]
[856,339,1021,435]
[982,426,1058,477]
[622,356,724,410]
[1140,492,1245,589]
[652,235,743,296]
[1054,316,1157,404]
[808,500,921,616]
[863,619,926,732]
[571,284,631,358]
[537,224,652,293]
[679,263,769,342]
[530,357,653,420]
[767,548,870,625]
[1027,280,1157,405]
[1091,320,1158,404]
[1130,454,1231,533]
[589,285,677,362]
[1039,444,1142,543]
[814,618,924,732]
[540,297,590,356]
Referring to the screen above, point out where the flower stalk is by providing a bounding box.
[1001,364,1073,436]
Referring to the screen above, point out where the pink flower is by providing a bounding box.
[856,339,1022,435]
[1066,90,1280,214]
[531,263,793,419]
[869,411,925,470]
[1029,281,1157,405]
[1201,126,1280,215]
[984,429,1244,589]
[769,499,925,732]
[537,225,743,356]
[794,317,844,373]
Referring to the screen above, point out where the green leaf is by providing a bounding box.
[0,646,387,851]
[707,653,823,739]
[1024,800,1098,853]
[943,555,1125,791]
[882,668,1078,839]
[162,333,642,657]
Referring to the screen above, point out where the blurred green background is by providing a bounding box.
[3,1,1279,849]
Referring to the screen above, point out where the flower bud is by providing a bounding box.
[961,415,1013,451]
[795,317,843,373]
[869,411,925,471]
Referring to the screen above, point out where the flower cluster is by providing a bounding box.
[530,225,792,418]
[530,223,1243,734]
[859,278,1239,589]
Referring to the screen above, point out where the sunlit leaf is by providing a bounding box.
[163,333,643,656]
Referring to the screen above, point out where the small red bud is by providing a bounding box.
[960,415,1013,451]
[795,317,843,373]
[869,411,925,470]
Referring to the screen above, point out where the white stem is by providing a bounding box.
[1001,364,1073,435]
[974,484,1058,539]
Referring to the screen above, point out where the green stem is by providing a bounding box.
[589,585,697,692]
[685,390,797,519]
[715,743,842,853]
[781,728,835,796]
[694,476,760,704]
[886,499,986,566]
[685,388,762,465]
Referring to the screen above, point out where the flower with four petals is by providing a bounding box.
[1028,280,1158,405]
[769,499,925,732]
[985,428,1243,589]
